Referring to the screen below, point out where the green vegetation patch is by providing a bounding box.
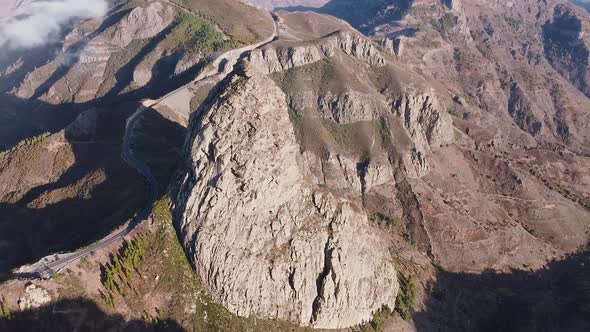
[322,120,365,147]
[98,196,310,330]
[174,0,273,44]
[164,14,239,53]
[0,132,51,158]
[359,272,417,331]
[395,273,417,320]
[359,305,394,331]
[368,213,396,227]
[271,58,337,95]
[100,233,148,307]
[0,296,11,320]
[322,119,384,157]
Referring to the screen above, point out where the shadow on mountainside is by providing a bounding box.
[0,78,185,276]
[30,8,134,101]
[0,3,231,276]
[0,53,205,151]
[0,101,145,277]
[0,9,208,151]
[278,0,414,34]
[0,297,185,332]
[102,22,180,101]
[414,248,590,332]
[0,97,186,277]
[132,108,187,189]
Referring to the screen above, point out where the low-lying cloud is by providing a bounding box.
[0,0,108,50]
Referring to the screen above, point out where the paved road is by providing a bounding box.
[22,12,279,279]
[29,106,160,278]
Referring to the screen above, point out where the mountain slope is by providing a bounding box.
[171,6,589,329]
[0,0,272,276]
[0,0,273,150]
[0,0,588,331]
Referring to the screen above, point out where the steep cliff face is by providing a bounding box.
[174,65,398,329]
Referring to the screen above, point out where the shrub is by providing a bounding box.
[448,107,461,118]
[368,213,396,227]
[0,296,11,320]
[169,14,239,53]
[0,132,51,158]
[100,233,148,304]
[396,273,417,320]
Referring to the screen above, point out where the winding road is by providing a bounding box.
[18,12,280,279]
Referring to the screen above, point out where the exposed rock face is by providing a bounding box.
[249,30,384,74]
[18,284,51,310]
[174,66,398,328]
[392,89,454,150]
[318,91,383,123]
[111,2,176,48]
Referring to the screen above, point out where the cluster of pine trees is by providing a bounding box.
[0,132,50,158]
[0,296,11,320]
[101,234,147,307]
[396,273,417,320]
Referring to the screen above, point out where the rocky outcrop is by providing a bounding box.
[318,91,384,123]
[174,65,398,329]
[390,89,453,177]
[508,82,542,136]
[18,284,51,310]
[249,30,385,74]
[392,89,453,150]
[174,50,206,76]
[111,2,175,48]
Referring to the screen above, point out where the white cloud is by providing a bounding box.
[0,0,108,50]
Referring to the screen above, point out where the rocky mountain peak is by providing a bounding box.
[174,66,399,328]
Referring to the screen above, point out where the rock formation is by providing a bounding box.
[18,284,52,310]
[111,2,176,48]
[249,30,384,74]
[174,64,398,329]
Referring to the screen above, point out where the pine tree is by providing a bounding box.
[1,297,11,320]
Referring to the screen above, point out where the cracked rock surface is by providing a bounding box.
[174,67,398,328]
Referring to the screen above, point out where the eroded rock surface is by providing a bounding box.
[18,283,52,310]
[174,65,398,328]
[249,30,384,74]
